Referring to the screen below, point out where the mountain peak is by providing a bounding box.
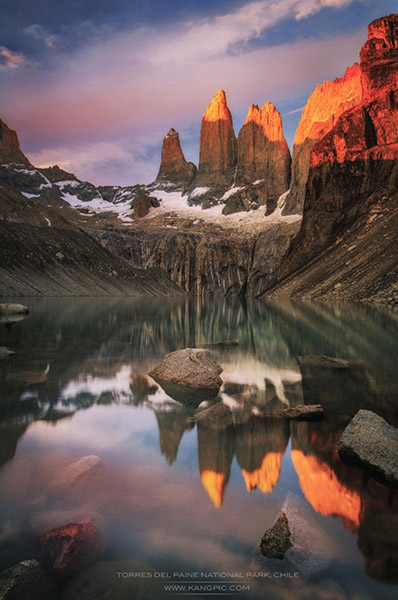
[243,102,285,142]
[203,89,232,123]
[155,127,196,188]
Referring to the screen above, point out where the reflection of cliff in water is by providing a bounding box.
[1,296,398,582]
[291,419,398,581]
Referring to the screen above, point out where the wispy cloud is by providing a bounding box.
[23,24,61,49]
[0,46,33,70]
[147,0,363,64]
[285,106,306,115]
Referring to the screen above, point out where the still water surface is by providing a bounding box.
[0,297,397,599]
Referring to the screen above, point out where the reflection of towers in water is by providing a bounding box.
[154,409,194,465]
[197,415,289,507]
[291,420,398,581]
[236,417,289,494]
[197,424,234,507]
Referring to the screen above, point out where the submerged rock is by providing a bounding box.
[260,404,324,421]
[39,520,103,578]
[6,365,49,385]
[251,492,344,578]
[0,347,15,360]
[297,355,363,369]
[208,339,239,347]
[0,303,29,316]
[337,409,398,487]
[260,513,292,559]
[0,559,57,600]
[149,348,223,396]
[51,455,103,490]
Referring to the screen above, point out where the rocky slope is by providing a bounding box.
[265,13,398,302]
[0,183,181,296]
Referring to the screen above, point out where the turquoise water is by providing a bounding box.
[0,297,397,599]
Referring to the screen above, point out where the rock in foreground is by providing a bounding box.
[260,513,292,559]
[0,559,57,600]
[149,348,223,396]
[39,520,103,578]
[337,409,398,487]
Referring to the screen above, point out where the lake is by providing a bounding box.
[0,297,397,600]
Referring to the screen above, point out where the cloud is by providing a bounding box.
[146,0,363,65]
[0,46,32,70]
[28,137,162,186]
[23,24,60,48]
[285,106,306,115]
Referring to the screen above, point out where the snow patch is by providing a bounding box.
[189,187,209,198]
[21,192,40,199]
[220,186,243,201]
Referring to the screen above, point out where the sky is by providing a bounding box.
[0,0,397,186]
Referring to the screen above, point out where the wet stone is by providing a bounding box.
[260,512,292,559]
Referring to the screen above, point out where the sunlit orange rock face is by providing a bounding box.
[310,13,398,168]
[194,89,237,188]
[236,103,291,200]
[277,13,398,280]
[155,128,196,189]
[0,118,31,166]
[282,64,362,214]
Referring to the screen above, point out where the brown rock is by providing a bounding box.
[192,89,237,191]
[190,402,234,429]
[283,64,362,215]
[260,404,324,422]
[39,520,103,578]
[149,348,223,394]
[155,128,196,188]
[133,193,160,219]
[260,513,292,559]
[297,356,363,369]
[0,559,57,600]
[0,119,31,166]
[236,103,291,203]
